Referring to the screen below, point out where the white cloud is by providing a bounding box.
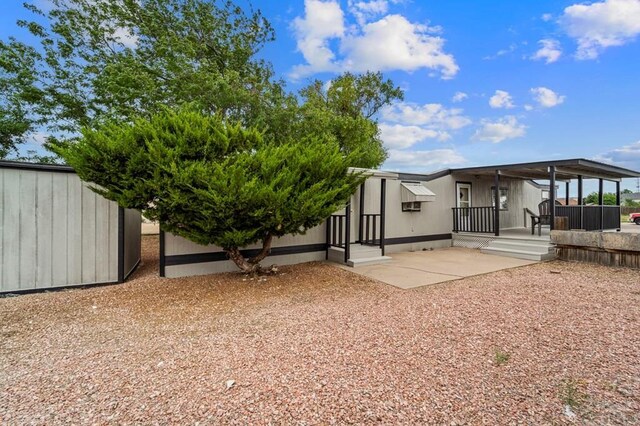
[594,140,640,170]
[379,123,446,149]
[560,0,640,60]
[386,148,466,169]
[348,0,389,26]
[381,102,472,130]
[541,13,554,22]
[379,102,471,149]
[292,0,345,75]
[524,104,534,111]
[452,91,468,103]
[473,116,526,143]
[530,87,566,108]
[489,90,515,109]
[531,39,562,64]
[483,43,517,60]
[291,1,458,79]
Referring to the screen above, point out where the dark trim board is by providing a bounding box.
[164,234,452,268]
[398,169,451,182]
[384,233,452,245]
[165,243,328,267]
[159,231,166,277]
[0,160,75,173]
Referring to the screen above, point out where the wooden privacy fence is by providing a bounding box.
[0,161,141,293]
[555,205,621,231]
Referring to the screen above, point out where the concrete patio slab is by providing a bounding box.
[344,247,537,289]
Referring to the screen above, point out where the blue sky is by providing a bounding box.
[3,0,640,191]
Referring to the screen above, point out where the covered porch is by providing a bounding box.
[451,159,640,237]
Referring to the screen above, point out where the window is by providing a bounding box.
[402,201,421,212]
[490,186,509,210]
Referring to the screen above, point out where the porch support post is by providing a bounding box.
[577,175,583,205]
[494,170,500,236]
[380,179,386,255]
[616,180,621,231]
[549,166,556,230]
[565,181,570,206]
[358,182,365,242]
[598,178,604,205]
[344,200,351,263]
[598,178,604,231]
[577,175,584,229]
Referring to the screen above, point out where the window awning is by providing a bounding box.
[401,182,436,202]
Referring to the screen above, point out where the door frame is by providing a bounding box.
[455,181,472,209]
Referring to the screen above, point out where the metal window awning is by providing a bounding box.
[401,182,436,202]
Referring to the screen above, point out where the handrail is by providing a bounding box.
[452,206,495,233]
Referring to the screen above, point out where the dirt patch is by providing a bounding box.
[1,235,639,424]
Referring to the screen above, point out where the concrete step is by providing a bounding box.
[328,244,383,261]
[347,256,393,267]
[481,246,556,261]
[489,240,555,254]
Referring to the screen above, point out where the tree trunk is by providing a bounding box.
[226,233,274,274]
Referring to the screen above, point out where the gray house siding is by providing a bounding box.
[162,173,456,278]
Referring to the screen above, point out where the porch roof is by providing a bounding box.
[449,158,640,181]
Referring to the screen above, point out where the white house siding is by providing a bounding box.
[162,174,456,278]
[0,165,141,292]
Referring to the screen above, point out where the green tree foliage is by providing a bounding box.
[583,192,617,205]
[0,0,295,155]
[298,72,403,169]
[53,107,365,272]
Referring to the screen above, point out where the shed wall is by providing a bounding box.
[0,166,140,292]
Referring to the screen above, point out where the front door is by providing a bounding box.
[456,183,472,209]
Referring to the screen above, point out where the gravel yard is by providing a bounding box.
[1,236,639,424]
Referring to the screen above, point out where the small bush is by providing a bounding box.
[494,349,510,366]
[560,378,587,409]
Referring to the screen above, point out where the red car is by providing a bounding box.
[630,212,640,225]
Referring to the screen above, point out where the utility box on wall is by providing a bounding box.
[0,161,141,293]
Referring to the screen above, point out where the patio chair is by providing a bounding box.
[529,199,561,236]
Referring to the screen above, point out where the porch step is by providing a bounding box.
[481,246,556,261]
[327,244,391,267]
[347,256,393,267]
[487,240,554,254]
[481,239,556,261]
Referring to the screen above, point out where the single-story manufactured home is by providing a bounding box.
[161,158,640,278]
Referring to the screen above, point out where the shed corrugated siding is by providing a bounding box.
[0,168,120,292]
